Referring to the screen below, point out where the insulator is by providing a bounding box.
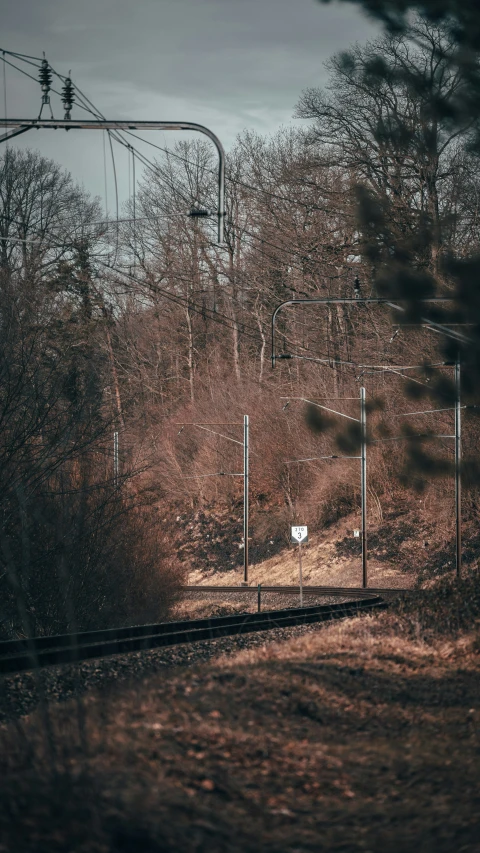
[38,59,52,93]
[61,77,74,107]
[61,77,74,118]
[188,208,210,218]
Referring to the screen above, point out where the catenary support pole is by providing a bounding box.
[360,387,367,588]
[455,360,462,578]
[113,431,119,488]
[298,542,303,606]
[244,415,249,584]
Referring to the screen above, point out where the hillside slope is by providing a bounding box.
[183,503,480,589]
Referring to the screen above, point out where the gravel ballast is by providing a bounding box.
[0,607,346,722]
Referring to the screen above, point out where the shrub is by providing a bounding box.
[0,471,185,639]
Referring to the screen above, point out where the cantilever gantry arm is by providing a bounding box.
[0,118,226,244]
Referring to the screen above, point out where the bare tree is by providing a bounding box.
[0,148,101,285]
[296,20,480,276]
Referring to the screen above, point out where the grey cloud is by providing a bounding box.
[1,0,380,200]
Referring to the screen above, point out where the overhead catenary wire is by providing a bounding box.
[0,225,458,393]
[121,229,366,355]
[102,130,108,218]
[279,396,360,422]
[1,51,468,372]
[0,48,45,64]
[0,201,261,344]
[371,435,455,443]
[1,48,476,290]
[0,206,267,342]
[5,198,383,351]
[276,352,450,371]
[392,406,464,417]
[17,246,438,381]
[105,256,267,340]
[286,455,361,463]
[60,203,356,290]
[180,472,243,479]
[0,54,43,86]
[97,258,264,343]
[0,230,451,384]
[132,143,136,269]
[107,130,120,265]
[0,53,359,283]
[117,126,352,216]
[0,55,342,240]
[98,250,427,374]
[176,423,243,445]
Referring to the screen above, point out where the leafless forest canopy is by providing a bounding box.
[2,19,480,637]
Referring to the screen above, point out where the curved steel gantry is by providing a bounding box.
[0,118,226,244]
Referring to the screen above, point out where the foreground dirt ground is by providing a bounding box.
[1,599,479,852]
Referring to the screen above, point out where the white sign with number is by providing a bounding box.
[291,525,308,544]
[353,529,360,538]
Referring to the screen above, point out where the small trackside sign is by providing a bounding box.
[291,526,308,544]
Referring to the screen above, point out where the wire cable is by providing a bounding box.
[0,51,358,275]
[120,127,348,215]
[1,50,466,369]
[97,258,263,343]
[0,48,44,63]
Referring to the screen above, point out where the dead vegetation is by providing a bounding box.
[184,487,480,591]
[1,571,479,852]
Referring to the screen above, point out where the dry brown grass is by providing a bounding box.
[171,598,249,620]
[1,573,479,852]
[188,511,418,588]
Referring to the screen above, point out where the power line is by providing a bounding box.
[0,220,451,382]
[0,48,44,63]
[1,202,265,345]
[0,51,356,272]
[0,205,267,342]
[107,130,120,264]
[120,127,347,215]
[1,50,469,368]
[97,258,264,343]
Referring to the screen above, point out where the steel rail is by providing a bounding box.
[185,585,411,597]
[0,598,386,675]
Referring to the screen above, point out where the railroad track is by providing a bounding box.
[186,584,412,599]
[0,596,387,676]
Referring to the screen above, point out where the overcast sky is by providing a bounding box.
[1,0,380,209]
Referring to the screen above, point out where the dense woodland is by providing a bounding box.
[2,18,480,637]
